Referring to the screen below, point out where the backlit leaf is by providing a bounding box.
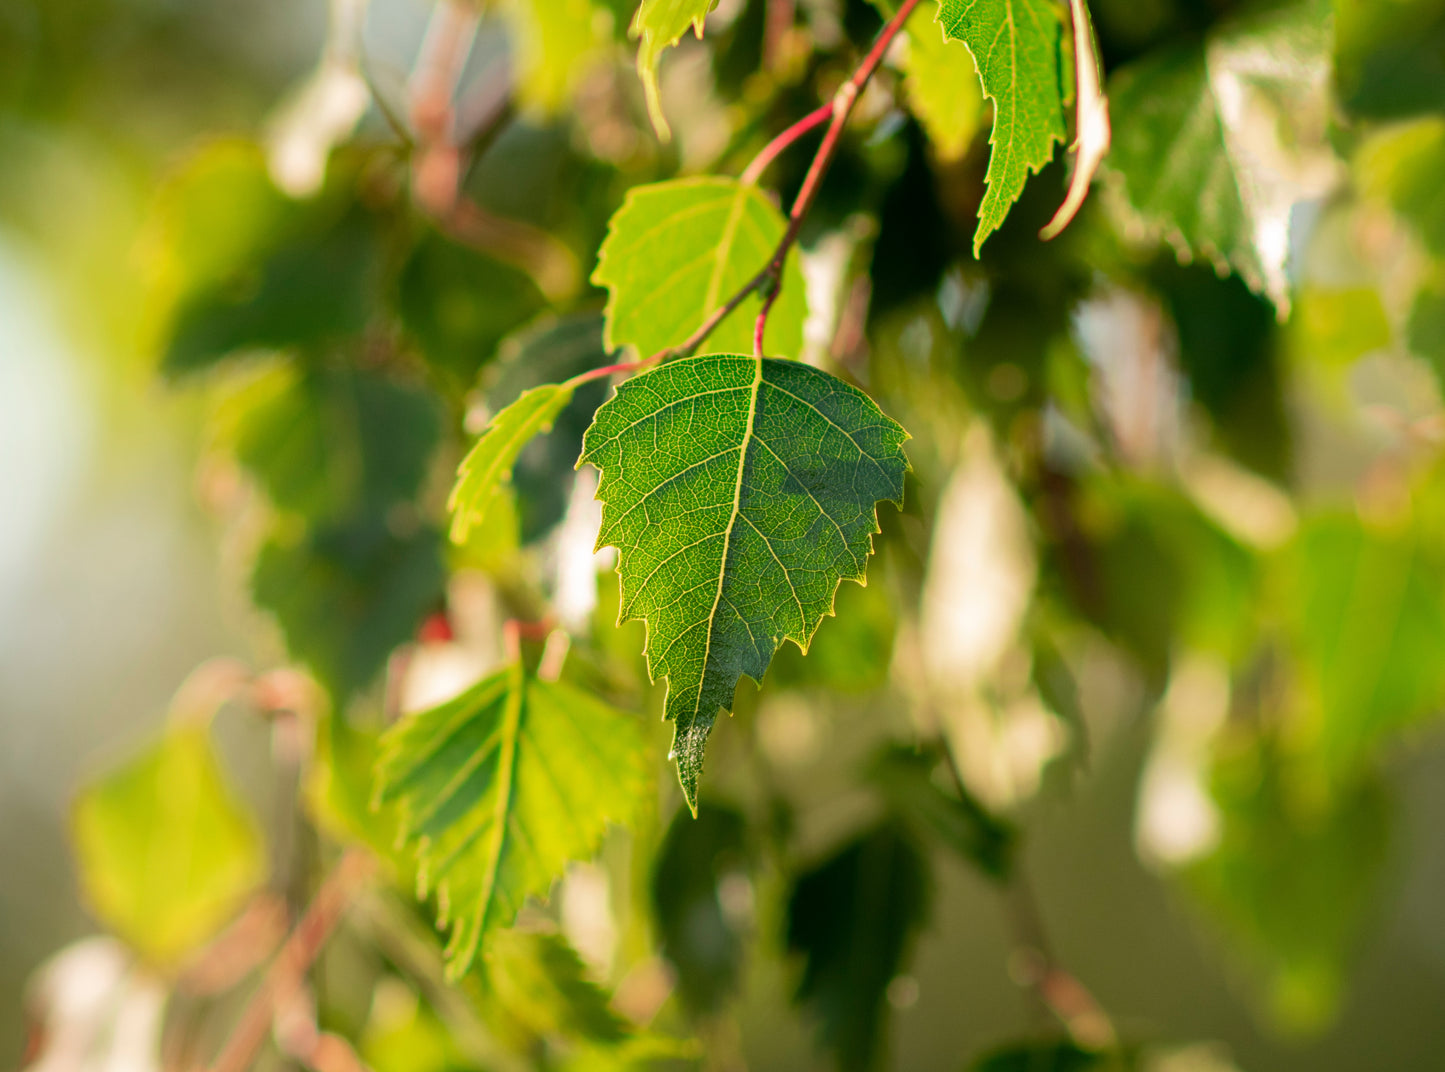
[592,177,806,360]
[72,724,266,966]
[631,0,718,138]
[374,662,649,978]
[579,354,908,808]
[900,5,986,161]
[449,384,579,545]
[935,0,1069,254]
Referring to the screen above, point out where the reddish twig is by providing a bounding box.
[209,852,374,1072]
[740,103,833,186]
[753,0,923,355]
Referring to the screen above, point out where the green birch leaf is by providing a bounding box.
[785,823,931,1072]
[72,723,266,966]
[449,383,578,544]
[374,662,649,978]
[935,0,1068,254]
[592,177,807,361]
[631,0,719,138]
[578,354,909,809]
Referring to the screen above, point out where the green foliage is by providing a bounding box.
[483,928,629,1046]
[374,662,649,978]
[935,0,1069,254]
[579,354,908,808]
[785,823,931,1072]
[592,177,807,359]
[899,6,987,162]
[632,0,719,137]
[72,723,265,966]
[450,383,580,545]
[970,1042,1120,1071]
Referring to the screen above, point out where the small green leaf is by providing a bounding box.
[500,0,607,115]
[449,383,578,545]
[935,0,1069,254]
[592,177,807,360]
[785,823,931,1072]
[631,0,719,138]
[579,354,908,809]
[72,723,266,966]
[375,662,649,978]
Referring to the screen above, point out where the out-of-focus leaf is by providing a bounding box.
[252,519,445,703]
[162,200,383,376]
[592,177,806,360]
[579,354,909,809]
[631,0,719,138]
[483,929,627,1046]
[1107,0,1336,308]
[651,802,749,1015]
[307,717,412,878]
[970,1041,1124,1071]
[1407,275,1445,379]
[898,5,985,161]
[935,0,1068,254]
[785,823,931,1072]
[397,231,548,389]
[374,663,649,978]
[1183,743,1391,1032]
[501,0,607,115]
[1279,514,1445,775]
[871,747,1015,881]
[233,365,443,523]
[72,724,266,966]
[363,986,472,1072]
[488,314,612,541]
[1334,0,1445,120]
[449,383,579,545]
[1356,117,1445,258]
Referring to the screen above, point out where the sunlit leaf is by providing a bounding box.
[449,384,579,545]
[375,662,649,977]
[592,177,806,360]
[935,0,1069,254]
[898,5,985,161]
[631,0,719,138]
[483,929,628,1046]
[579,354,908,808]
[501,0,607,115]
[72,723,266,966]
[785,823,931,1072]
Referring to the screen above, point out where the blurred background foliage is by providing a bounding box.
[3,0,1445,1070]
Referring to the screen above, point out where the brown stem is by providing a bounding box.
[208,852,373,1072]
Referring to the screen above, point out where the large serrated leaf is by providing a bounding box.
[631,0,719,138]
[592,177,806,360]
[578,354,908,809]
[935,0,1069,253]
[374,663,648,978]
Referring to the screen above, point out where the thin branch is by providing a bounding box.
[209,851,374,1072]
[754,0,923,354]
[740,103,833,186]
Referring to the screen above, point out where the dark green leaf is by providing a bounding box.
[785,823,931,1072]
[579,354,909,808]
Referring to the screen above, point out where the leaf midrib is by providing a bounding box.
[692,354,764,717]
